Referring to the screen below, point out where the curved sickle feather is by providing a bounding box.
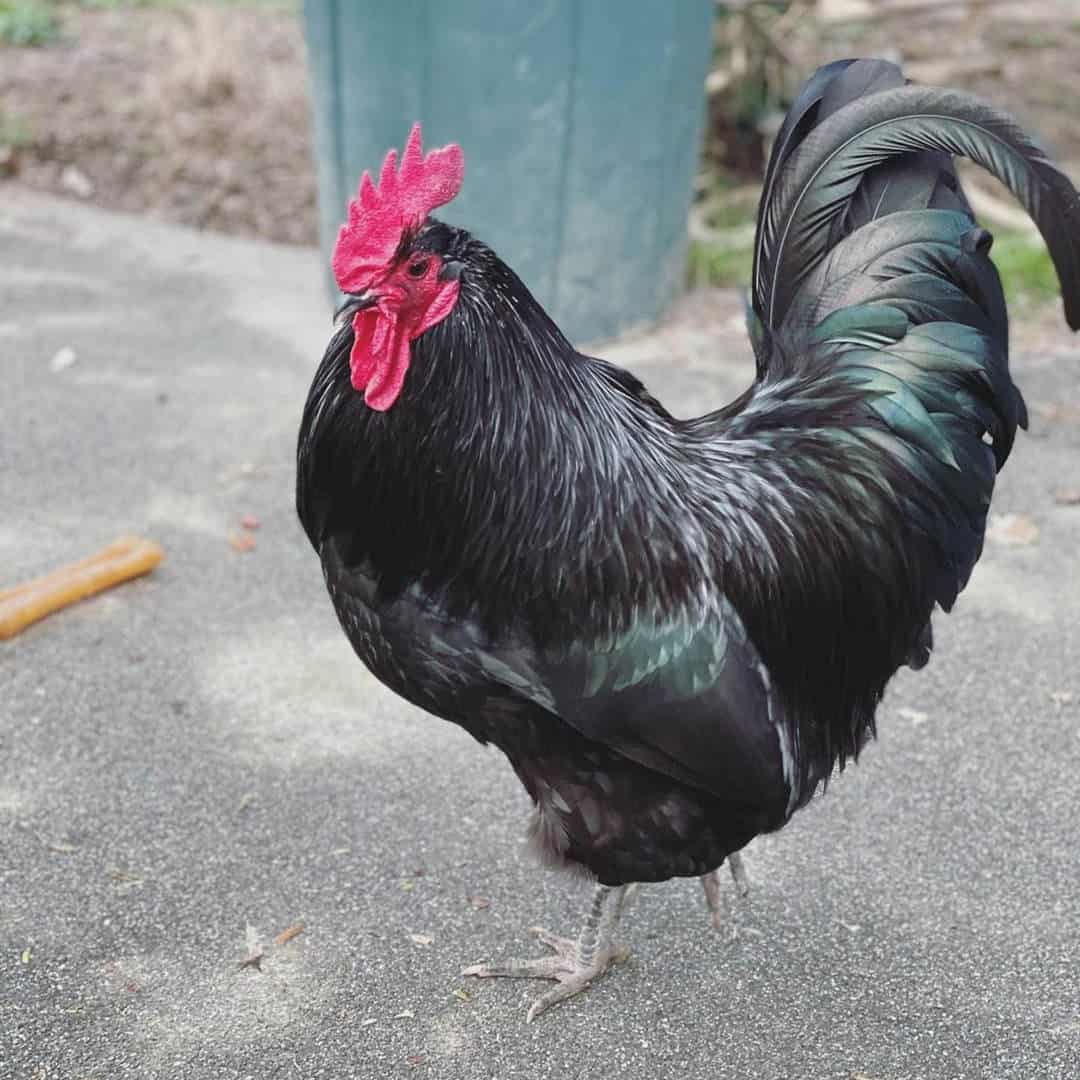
[754,84,1080,332]
[751,58,858,314]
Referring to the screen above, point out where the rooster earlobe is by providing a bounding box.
[413,279,461,338]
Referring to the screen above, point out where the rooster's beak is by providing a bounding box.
[335,291,378,323]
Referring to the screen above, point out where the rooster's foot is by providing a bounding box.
[463,882,632,1022]
[701,849,750,936]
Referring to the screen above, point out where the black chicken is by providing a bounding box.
[297,59,1080,1020]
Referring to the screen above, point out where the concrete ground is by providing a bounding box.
[1,188,1078,1080]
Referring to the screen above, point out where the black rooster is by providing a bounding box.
[297,59,1080,1020]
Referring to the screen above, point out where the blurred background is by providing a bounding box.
[2,0,1075,327]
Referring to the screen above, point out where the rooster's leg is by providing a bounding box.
[701,849,750,934]
[463,882,632,1022]
[728,849,751,895]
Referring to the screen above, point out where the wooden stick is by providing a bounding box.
[833,0,1019,22]
[0,536,164,640]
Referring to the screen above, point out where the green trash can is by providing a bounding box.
[303,0,713,343]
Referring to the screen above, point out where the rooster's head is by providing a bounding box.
[331,124,466,411]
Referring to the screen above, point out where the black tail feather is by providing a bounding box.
[753,63,1080,335]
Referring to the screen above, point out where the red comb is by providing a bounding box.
[332,124,464,293]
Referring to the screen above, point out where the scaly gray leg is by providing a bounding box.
[463,882,631,1022]
[727,849,750,896]
[701,849,750,934]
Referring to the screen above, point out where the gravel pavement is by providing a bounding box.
[2,189,1078,1079]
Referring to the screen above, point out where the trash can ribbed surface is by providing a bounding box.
[304,0,713,342]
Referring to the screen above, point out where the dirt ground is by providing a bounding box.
[0,5,315,245]
[2,1,1080,247]
[826,0,1080,167]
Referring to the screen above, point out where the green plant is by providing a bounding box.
[77,0,299,8]
[990,230,1058,311]
[0,110,33,147]
[687,221,1059,312]
[687,175,759,289]
[1011,30,1058,50]
[687,236,755,290]
[76,0,146,8]
[0,0,62,46]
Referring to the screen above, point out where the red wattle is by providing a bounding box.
[364,321,413,411]
[349,309,379,390]
[415,279,460,336]
[349,279,460,410]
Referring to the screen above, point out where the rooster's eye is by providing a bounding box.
[407,259,430,278]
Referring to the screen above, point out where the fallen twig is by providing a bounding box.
[0,536,164,640]
[274,922,305,946]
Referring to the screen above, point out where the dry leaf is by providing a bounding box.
[400,879,415,892]
[408,933,433,947]
[50,347,77,373]
[897,706,928,726]
[61,165,94,199]
[452,988,473,1002]
[108,868,143,884]
[239,514,260,530]
[229,533,257,553]
[21,948,32,965]
[1053,488,1080,506]
[239,924,263,969]
[274,923,305,946]
[0,145,18,179]
[1031,402,1080,424]
[468,895,490,910]
[986,513,1039,546]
